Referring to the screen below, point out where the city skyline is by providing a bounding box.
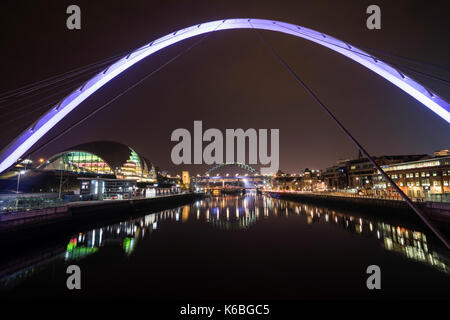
[0,0,449,175]
[21,144,449,176]
[1,0,449,305]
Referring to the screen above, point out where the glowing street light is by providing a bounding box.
[16,170,26,193]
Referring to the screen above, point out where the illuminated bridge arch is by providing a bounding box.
[206,162,258,175]
[1,18,449,174]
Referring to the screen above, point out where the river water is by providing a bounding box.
[1,194,449,300]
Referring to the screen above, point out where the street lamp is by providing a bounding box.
[16,170,25,193]
[59,161,64,199]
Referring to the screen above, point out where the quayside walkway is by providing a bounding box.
[0,192,203,231]
[264,190,450,223]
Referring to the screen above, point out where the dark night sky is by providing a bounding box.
[0,0,449,175]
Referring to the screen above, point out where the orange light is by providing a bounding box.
[39,158,44,163]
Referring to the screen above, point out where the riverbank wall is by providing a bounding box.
[265,191,450,225]
[0,193,204,235]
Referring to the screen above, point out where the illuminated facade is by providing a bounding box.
[38,141,157,183]
[434,149,450,157]
[376,156,450,198]
[79,177,136,200]
[115,149,156,182]
[323,154,428,193]
[40,151,114,175]
[182,171,190,185]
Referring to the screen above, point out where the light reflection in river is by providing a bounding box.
[1,194,448,290]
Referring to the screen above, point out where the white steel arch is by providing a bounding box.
[206,162,259,175]
[1,18,449,174]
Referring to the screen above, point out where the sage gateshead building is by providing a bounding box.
[37,141,157,183]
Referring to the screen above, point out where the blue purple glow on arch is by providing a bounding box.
[0,18,449,174]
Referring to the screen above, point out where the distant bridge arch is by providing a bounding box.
[1,18,449,174]
[205,162,259,175]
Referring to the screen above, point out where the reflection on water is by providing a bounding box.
[270,198,449,273]
[1,194,449,290]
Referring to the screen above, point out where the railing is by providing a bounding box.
[0,205,69,223]
[266,190,450,203]
[1,190,191,215]
[1,197,67,213]
[126,190,189,200]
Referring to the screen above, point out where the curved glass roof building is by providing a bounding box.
[38,141,156,182]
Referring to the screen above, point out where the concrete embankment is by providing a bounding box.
[265,191,450,225]
[0,193,204,235]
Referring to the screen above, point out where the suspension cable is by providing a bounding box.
[0,97,69,127]
[274,23,450,87]
[355,44,450,73]
[250,24,450,250]
[0,51,128,101]
[0,58,121,109]
[24,24,223,160]
[0,81,87,119]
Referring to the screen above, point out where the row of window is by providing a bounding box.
[389,170,450,179]
[408,190,422,198]
[401,180,446,187]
